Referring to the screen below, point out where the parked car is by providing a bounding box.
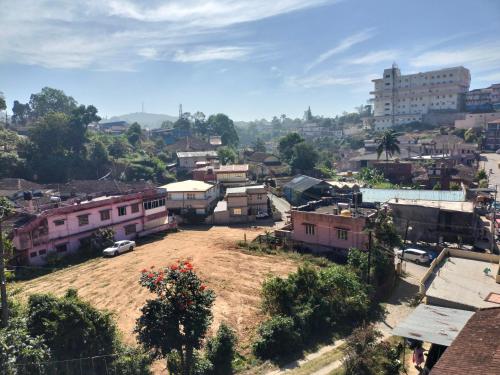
[396,248,431,264]
[256,211,270,219]
[103,240,136,257]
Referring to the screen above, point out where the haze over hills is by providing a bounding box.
[104,112,177,128]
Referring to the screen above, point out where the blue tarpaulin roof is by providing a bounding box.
[360,188,466,203]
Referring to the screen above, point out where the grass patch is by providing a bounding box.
[286,344,345,375]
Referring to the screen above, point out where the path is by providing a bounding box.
[480,152,500,188]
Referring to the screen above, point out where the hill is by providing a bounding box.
[105,112,177,128]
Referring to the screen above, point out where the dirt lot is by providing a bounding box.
[14,226,298,351]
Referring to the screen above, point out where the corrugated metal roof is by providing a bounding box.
[283,175,326,193]
[160,180,215,192]
[392,304,474,347]
[360,188,466,203]
[176,151,218,158]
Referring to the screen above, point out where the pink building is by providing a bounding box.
[11,189,176,265]
[289,204,376,253]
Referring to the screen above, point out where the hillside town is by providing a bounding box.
[1,1,500,375]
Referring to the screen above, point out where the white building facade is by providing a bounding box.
[371,64,470,130]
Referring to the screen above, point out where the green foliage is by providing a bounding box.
[207,114,239,147]
[108,137,132,158]
[205,323,237,375]
[80,228,115,257]
[217,147,237,165]
[109,348,153,375]
[136,261,216,375]
[432,182,442,190]
[252,315,302,360]
[464,127,483,143]
[29,87,77,119]
[255,264,370,360]
[0,96,5,111]
[357,167,385,185]
[174,118,191,131]
[376,130,400,161]
[449,181,461,190]
[476,169,488,181]
[12,100,30,125]
[27,290,118,363]
[127,122,143,147]
[290,142,319,172]
[479,179,489,188]
[0,317,51,374]
[278,132,304,163]
[342,325,402,375]
[253,138,266,152]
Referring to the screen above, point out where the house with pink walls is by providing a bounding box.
[290,202,376,254]
[11,188,176,265]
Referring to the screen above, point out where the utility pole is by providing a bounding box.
[0,214,8,327]
[400,219,410,269]
[491,185,497,254]
[366,230,372,284]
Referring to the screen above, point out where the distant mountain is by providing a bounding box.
[104,112,177,129]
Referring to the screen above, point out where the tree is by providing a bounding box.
[253,138,266,152]
[357,167,386,186]
[127,122,143,147]
[290,142,318,172]
[12,100,31,125]
[68,104,101,155]
[205,323,237,375]
[476,169,487,181]
[278,133,304,163]
[89,140,109,177]
[0,96,5,112]
[376,130,400,161]
[217,147,237,165]
[174,118,191,132]
[29,87,77,119]
[108,137,131,158]
[207,114,239,147]
[135,261,216,375]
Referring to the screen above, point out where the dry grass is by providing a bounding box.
[14,226,298,353]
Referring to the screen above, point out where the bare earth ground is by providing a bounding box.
[14,226,298,354]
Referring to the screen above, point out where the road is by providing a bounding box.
[480,153,500,188]
[269,193,291,220]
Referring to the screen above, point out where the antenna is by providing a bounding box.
[179,104,183,119]
[141,102,144,113]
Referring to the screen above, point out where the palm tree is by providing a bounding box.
[376,130,400,161]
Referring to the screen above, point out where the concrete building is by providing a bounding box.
[388,199,477,244]
[371,64,470,129]
[98,121,129,134]
[11,189,175,265]
[286,200,376,254]
[211,185,268,224]
[420,248,500,310]
[161,180,219,215]
[192,164,249,186]
[484,119,500,151]
[176,151,219,170]
[465,83,500,112]
[454,112,500,129]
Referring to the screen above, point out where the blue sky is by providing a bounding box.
[1,0,500,121]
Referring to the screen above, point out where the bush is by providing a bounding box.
[252,315,302,360]
[205,323,237,375]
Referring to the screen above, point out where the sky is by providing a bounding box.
[1,0,500,121]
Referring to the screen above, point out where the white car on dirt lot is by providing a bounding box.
[103,240,136,257]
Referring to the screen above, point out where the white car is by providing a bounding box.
[396,248,430,264]
[103,240,136,257]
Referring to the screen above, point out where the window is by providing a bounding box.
[77,214,89,226]
[124,224,137,235]
[233,208,242,215]
[118,206,127,216]
[305,223,315,235]
[337,229,348,240]
[30,251,37,258]
[100,209,111,221]
[54,219,65,226]
[55,244,67,253]
[131,203,140,213]
[187,193,196,200]
[39,249,47,256]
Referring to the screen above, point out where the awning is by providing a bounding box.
[392,304,474,347]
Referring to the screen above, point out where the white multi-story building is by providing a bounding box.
[371,64,470,130]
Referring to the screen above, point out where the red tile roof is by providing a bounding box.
[430,307,500,375]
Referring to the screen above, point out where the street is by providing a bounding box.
[480,153,500,188]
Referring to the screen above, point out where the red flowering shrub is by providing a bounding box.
[136,260,215,375]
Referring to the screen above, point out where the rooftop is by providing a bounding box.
[160,180,215,192]
[392,304,474,347]
[388,198,474,213]
[226,185,266,195]
[360,188,466,203]
[429,307,500,375]
[425,255,500,310]
[284,175,328,192]
[176,151,218,158]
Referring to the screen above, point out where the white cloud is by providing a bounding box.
[305,28,375,72]
[286,71,368,88]
[410,42,500,72]
[173,46,252,62]
[475,71,500,83]
[348,49,399,65]
[0,0,338,70]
